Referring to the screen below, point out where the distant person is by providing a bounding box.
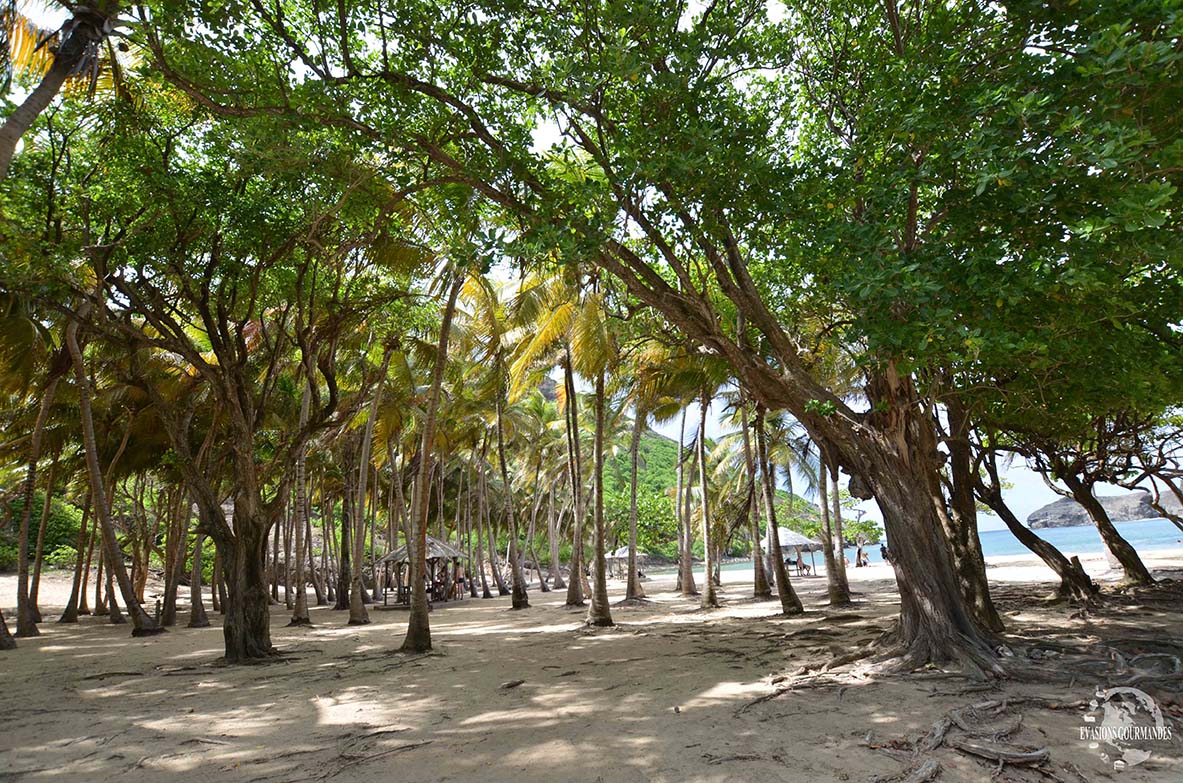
[858,550,869,567]
[880,545,892,564]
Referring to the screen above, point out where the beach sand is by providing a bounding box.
[2,550,1181,782]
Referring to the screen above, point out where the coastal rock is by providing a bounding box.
[1027,491,1183,529]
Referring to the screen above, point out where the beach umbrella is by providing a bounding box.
[761,527,822,552]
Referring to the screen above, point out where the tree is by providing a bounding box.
[402,272,464,653]
[755,406,804,616]
[0,2,122,179]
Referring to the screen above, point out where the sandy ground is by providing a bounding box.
[2,551,1182,783]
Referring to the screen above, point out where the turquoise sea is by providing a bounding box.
[701,517,1183,575]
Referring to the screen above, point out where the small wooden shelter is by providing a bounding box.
[377,536,469,608]
[762,526,823,577]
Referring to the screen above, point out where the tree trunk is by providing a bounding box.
[219,509,274,661]
[0,607,15,650]
[586,371,614,626]
[105,559,125,624]
[496,394,530,609]
[526,460,550,592]
[160,498,190,626]
[283,502,294,609]
[322,494,336,604]
[59,493,92,623]
[188,532,210,628]
[680,425,700,596]
[816,445,851,605]
[401,273,462,653]
[741,408,771,598]
[29,453,60,623]
[816,454,847,604]
[755,407,803,615]
[308,508,327,606]
[474,463,492,598]
[625,407,646,601]
[290,383,313,626]
[334,488,352,610]
[548,491,565,589]
[486,498,510,596]
[0,36,85,180]
[697,393,719,608]
[78,513,98,615]
[66,316,161,636]
[829,472,852,594]
[975,462,1097,601]
[350,368,387,625]
[942,400,1003,631]
[562,353,586,607]
[14,374,62,636]
[1062,475,1153,585]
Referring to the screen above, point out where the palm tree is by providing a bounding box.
[288,379,313,627]
[65,308,161,635]
[0,2,123,179]
[508,266,620,618]
[755,405,804,616]
[461,273,530,608]
[401,270,464,653]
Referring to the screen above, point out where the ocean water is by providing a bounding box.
[709,517,1183,575]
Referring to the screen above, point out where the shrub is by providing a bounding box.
[0,542,17,571]
[1,492,84,552]
[44,545,79,570]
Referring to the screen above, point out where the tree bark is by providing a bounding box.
[0,41,82,179]
[474,461,492,598]
[334,486,352,610]
[681,425,700,596]
[160,497,190,626]
[219,507,274,661]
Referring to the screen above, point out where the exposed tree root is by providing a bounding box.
[863,698,1069,783]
